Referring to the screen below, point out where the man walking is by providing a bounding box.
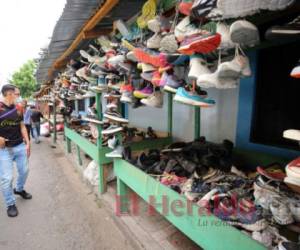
[31,107,43,144]
[0,84,32,217]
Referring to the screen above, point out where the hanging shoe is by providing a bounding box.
[290,59,300,78]
[191,0,217,20]
[174,87,215,107]
[120,91,133,103]
[179,0,194,16]
[178,32,221,55]
[141,91,164,108]
[147,33,162,49]
[216,22,235,49]
[230,20,260,47]
[188,56,211,80]
[133,85,153,99]
[147,16,161,33]
[163,73,185,93]
[197,69,238,89]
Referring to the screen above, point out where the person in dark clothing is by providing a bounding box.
[31,107,43,144]
[0,84,32,218]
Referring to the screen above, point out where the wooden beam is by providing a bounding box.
[83,27,113,39]
[50,0,119,73]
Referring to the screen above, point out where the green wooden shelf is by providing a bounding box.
[114,159,267,250]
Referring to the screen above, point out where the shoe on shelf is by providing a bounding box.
[81,116,104,125]
[163,73,185,93]
[174,87,215,107]
[14,189,32,199]
[102,124,123,135]
[265,15,300,41]
[278,241,300,250]
[270,198,294,225]
[178,32,221,55]
[104,109,129,124]
[105,145,124,158]
[230,20,260,47]
[133,86,153,99]
[290,60,300,78]
[120,91,133,103]
[7,204,18,217]
[141,91,164,108]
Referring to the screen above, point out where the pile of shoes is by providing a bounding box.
[121,138,300,248]
[284,157,300,194]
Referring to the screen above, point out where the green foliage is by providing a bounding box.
[9,59,37,98]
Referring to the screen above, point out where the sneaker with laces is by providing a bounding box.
[141,91,164,108]
[230,20,260,47]
[270,198,294,225]
[174,87,215,107]
[133,86,153,99]
[102,124,123,135]
[104,109,128,123]
[120,91,133,103]
[178,32,221,55]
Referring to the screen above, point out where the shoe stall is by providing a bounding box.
[35,0,300,249]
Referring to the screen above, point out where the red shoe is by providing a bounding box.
[256,166,286,181]
[178,32,221,55]
[151,71,162,86]
[134,48,168,68]
[120,84,134,93]
[179,0,194,16]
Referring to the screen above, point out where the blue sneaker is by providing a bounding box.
[173,87,215,107]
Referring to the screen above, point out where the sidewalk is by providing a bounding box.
[0,138,140,250]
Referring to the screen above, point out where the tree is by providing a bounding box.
[9,59,38,98]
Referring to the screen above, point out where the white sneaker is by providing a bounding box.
[188,56,211,80]
[159,34,178,53]
[141,91,163,108]
[102,124,123,136]
[174,16,201,42]
[216,22,235,49]
[107,55,125,67]
[120,91,133,103]
[108,136,117,149]
[230,20,260,47]
[197,69,238,89]
[105,145,124,158]
[270,198,294,225]
[283,129,300,141]
[147,17,161,33]
[218,55,251,79]
[147,33,162,49]
[289,201,300,222]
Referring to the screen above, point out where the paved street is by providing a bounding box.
[0,139,139,250]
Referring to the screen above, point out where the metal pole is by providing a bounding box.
[167,93,173,137]
[194,106,201,140]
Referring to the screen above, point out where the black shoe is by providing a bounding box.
[14,189,32,200]
[7,205,18,217]
[265,15,300,41]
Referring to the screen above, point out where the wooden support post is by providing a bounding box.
[167,92,173,137]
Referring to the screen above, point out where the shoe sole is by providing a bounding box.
[178,34,221,54]
[104,114,128,123]
[231,28,259,46]
[102,127,123,135]
[120,97,133,103]
[174,94,214,107]
[291,67,300,78]
[82,117,104,125]
[140,99,163,108]
[133,91,152,99]
[163,85,177,93]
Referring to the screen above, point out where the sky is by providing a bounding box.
[0,0,66,88]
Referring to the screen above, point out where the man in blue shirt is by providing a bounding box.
[23,100,32,140]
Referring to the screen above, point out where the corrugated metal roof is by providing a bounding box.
[36,0,147,84]
[36,0,104,84]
